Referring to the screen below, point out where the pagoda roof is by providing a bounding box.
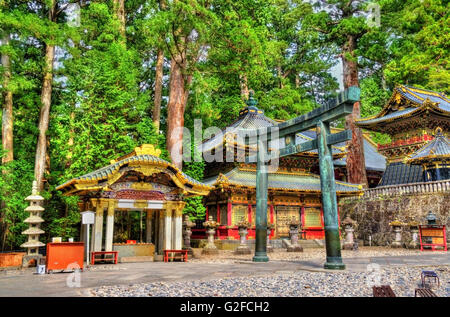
[333,134,386,172]
[204,167,363,196]
[57,144,212,197]
[356,85,450,131]
[200,105,347,158]
[406,129,450,165]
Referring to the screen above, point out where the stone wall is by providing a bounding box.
[339,192,450,247]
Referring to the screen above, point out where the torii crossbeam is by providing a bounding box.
[240,86,360,270]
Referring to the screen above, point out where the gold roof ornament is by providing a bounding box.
[134,144,161,157]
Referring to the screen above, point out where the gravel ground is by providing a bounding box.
[189,247,447,264]
[92,265,450,297]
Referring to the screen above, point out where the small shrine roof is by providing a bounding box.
[406,129,450,165]
[333,136,386,172]
[378,162,423,186]
[57,144,212,197]
[356,85,450,130]
[204,167,363,195]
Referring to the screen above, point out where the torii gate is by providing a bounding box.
[240,86,360,270]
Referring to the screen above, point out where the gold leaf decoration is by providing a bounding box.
[134,144,161,157]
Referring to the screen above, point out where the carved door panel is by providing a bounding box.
[232,204,248,225]
[303,207,323,228]
[275,206,300,238]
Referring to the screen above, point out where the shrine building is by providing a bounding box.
[197,97,386,241]
[356,85,449,186]
[56,144,212,258]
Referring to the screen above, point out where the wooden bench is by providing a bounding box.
[373,285,396,297]
[163,249,188,262]
[415,288,437,297]
[90,251,118,265]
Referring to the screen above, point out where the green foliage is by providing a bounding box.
[383,0,449,94]
[182,142,206,221]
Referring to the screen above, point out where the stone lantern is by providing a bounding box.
[202,216,219,255]
[182,215,195,255]
[287,217,303,252]
[389,220,406,248]
[407,220,420,249]
[426,211,437,225]
[235,217,251,255]
[342,216,357,250]
[21,180,45,267]
[267,223,275,253]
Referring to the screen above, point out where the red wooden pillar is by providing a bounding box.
[217,204,220,224]
[227,201,232,226]
[337,205,342,238]
[205,206,209,220]
[300,206,305,239]
[320,207,325,239]
[269,205,275,238]
[248,204,252,224]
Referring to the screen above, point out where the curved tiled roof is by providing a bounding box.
[204,167,362,195]
[200,106,276,153]
[57,145,212,196]
[356,85,450,128]
[200,105,347,157]
[407,130,450,164]
[334,138,386,172]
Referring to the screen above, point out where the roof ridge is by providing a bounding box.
[402,85,449,102]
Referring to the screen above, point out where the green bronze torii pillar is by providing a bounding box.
[242,86,361,269]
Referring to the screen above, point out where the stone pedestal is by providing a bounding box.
[391,226,403,248]
[22,254,43,268]
[287,223,303,252]
[409,228,419,249]
[202,216,219,255]
[235,227,251,255]
[182,215,195,255]
[343,226,355,250]
[266,228,274,253]
[202,228,218,255]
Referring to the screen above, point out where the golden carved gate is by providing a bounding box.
[275,206,300,237]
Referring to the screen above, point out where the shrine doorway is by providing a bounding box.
[275,205,301,238]
[57,144,212,260]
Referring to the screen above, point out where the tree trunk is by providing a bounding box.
[342,35,368,187]
[34,1,56,192]
[153,48,164,133]
[240,74,249,100]
[277,64,284,89]
[1,34,13,165]
[295,74,300,89]
[113,0,126,39]
[167,56,187,170]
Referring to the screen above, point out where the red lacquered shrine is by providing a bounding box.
[196,98,384,241]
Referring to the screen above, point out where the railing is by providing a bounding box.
[350,180,450,199]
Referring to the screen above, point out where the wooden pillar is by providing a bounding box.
[164,209,173,251]
[227,201,232,226]
[158,210,164,254]
[93,200,105,252]
[105,201,115,251]
[172,204,184,250]
[216,204,220,224]
[146,210,153,243]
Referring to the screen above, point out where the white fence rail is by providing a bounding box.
[355,180,450,199]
